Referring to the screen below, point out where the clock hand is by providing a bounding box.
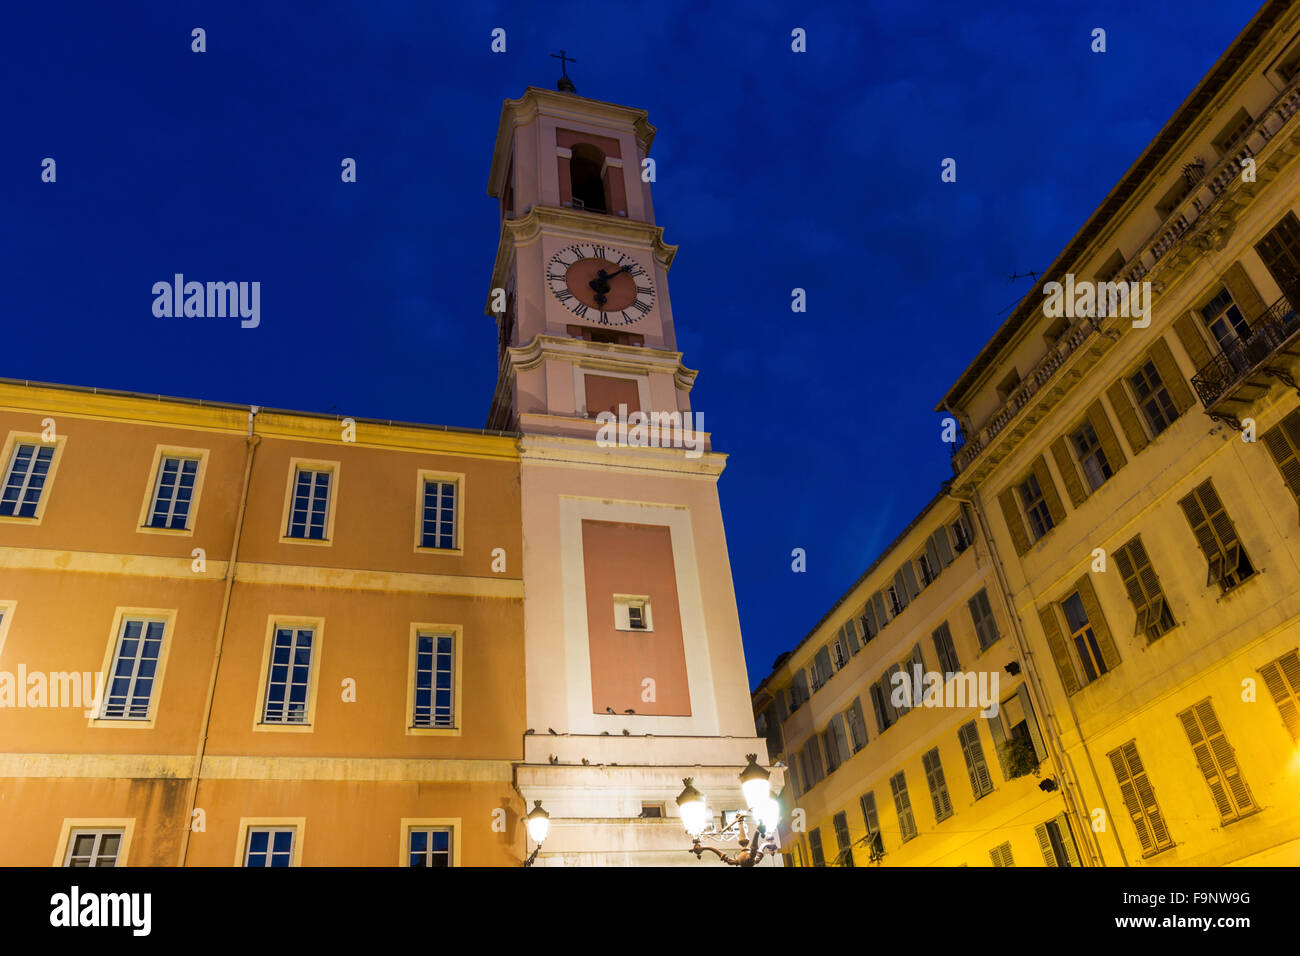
[589,263,633,290]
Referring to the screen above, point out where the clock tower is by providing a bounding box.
[485,81,776,865]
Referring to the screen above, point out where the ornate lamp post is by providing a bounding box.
[676,754,782,866]
[523,800,550,866]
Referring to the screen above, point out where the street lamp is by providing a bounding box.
[676,754,782,867]
[523,800,550,866]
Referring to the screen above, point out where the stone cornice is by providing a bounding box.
[517,429,726,478]
[508,333,691,379]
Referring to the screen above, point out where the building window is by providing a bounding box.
[789,670,809,710]
[1019,473,1054,540]
[1259,649,1300,741]
[1035,815,1082,866]
[0,442,55,518]
[286,466,332,540]
[1107,740,1174,857]
[101,618,166,720]
[951,516,972,552]
[845,698,868,753]
[832,811,854,867]
[887,584,905,617]
[859,601,880,641]
[870,680,896,734]
[63,829,123,867]
[1129,361,1178,437]
[144,456,200,529]
[968,589,1000,650]
[987,684,1048,780]
[921,748,954,823]
[262,626,315,724]
[568,143,608,213]
[822,714,850,773]
[1113,536,1175,641]
[413,632,455,728]
[811,645,834,691]
[244,827,295,867]
[614,596,652,632]
[408,827,454,867]
[808,828,825,867]
[1200,287,1251,352]
[1062,592,1109,684]
[890,771,917,843]
[931,622,960,679]
[640,803,664,819]
[1070,422,1112,492]
[1178,479,1254,593]
[1261,409,1300,513]
[989,841,1015,867]
[420,478,458,550]
[958,721,994,799]
[917,552,936,586]
[1176,698,1257,823]
[1212,107,1253,156]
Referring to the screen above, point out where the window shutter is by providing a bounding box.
[890,662,911,715]
[987,710,1010,781]
[924,535,942,578]
[872,591,889,628]
[850,697,868,750]
[1259,651,1300,741]
[1173,311,1213,373]
[1074,574,1121,671]
[958,721,993,797]
[843,619,860,655]
[933,526,955,566]
[969,589,999,650]
[1178,484,1222,584]
[1262,410,1300,522]
[1050,435,1088,507]
[1149,337,1195,416]
[901,562,920,600]
[932,622,959,675]
[1034,822,1058,867]
[1038,604,1081,695]
[869,682,888,734]
[1222,260,1268,322]
[860,792,880,839]
[1112,542,1148,637]
[910,644,925,688]
[860,601,878,640]
[1015,682,1047,761]
[1177,699,1255,820]
[1056,814,1082,867]
[1031,455,1066,523]
[1108,741,1172,855]
[813,646,832,688]
[1106,379,1149,454]
[807,737,824,781]
[893,570,911,610]
[922,748,953,821]
[1086,400,1127,473]
[998,486,1032,556]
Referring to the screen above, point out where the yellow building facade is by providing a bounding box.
[758,2,1300,867]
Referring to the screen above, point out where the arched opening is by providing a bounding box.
[569,144,607,213]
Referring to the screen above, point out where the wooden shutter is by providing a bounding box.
[1149,337,1195,415]
[1051,434,1088,507]
[922,748,953,820]
[1107,740,1172,855]
[869,683,888,734]
[933,525,955,566]
[892,570,910,610]
[998,486,1032,556]
[872,591,889,628]
[1222,260,1268,322]
[970,589,999,649]
[890,772,916,841]
[843,619,860,655]
[1074,574,1121,671]
[1112,541,1148,636]
[860,792,880,838]
[1173,311,1214,372]
[1178,483,1222,584]
[901,562,920,600]
[1262,410,1300,522]
[859,601,878,640]
[1039,603,1081,695]
[989,841,1014,867]
[1086,400,1127,474]
[932,622,959,675]
[1259,651,1300,741]
[1177,698,1255,820]
[1031,455,1066,524]
[1016,682,1048,761]
[1034,822,1058,867]
[1055,814,1082,867]
[987,710,1010,781]
[1114,536,1167,639]
[850,697,868,750]
[958,721,993,797]
[1107,379,1149,454]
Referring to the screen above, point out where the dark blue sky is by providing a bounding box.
[1,1,1263,686]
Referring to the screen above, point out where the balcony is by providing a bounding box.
[1191,294,1300,419]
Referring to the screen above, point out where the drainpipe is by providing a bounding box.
[945,482,1124,867]
[177,406,261,866]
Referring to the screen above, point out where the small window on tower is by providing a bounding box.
[569,144,608,214]
[614,596,653,632]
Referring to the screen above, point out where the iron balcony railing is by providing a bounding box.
[1190,294,1300,408]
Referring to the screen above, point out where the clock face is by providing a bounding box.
[546,243,655,326]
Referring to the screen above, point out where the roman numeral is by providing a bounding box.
[632,300,651,314]
[592,244,606,259]
[547,272,566,281]
[635,285,652,295]
[556,290,573,302]
[573,303,588,318]
[598,312,610,325]
[620,311,632,324]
